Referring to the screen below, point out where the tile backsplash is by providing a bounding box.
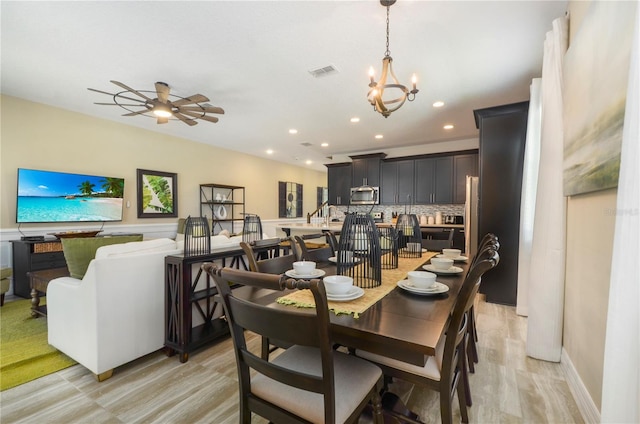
[332,204,464,223]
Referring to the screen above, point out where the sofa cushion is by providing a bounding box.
[62,235,143,279]
[94,238,177,259]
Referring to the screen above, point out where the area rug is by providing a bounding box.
[0,299,76,391]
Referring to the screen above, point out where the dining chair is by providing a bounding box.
[202,264,384,424]
[356,247,500,424]
[421,228,455,252]
[466,234,500,373]
[240,241,298,359]
[325,231,339,255]
[294,235,334,263]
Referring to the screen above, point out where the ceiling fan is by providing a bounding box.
[88,80,224,126]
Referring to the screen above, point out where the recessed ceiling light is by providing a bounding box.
[433,101,445,108]
[443,124,454,130]
[305,160,313,165]
[289,129,298,134]
[375,134,383,139]
[350,117,360,123]
[321,142,329,147]
[266,149,274,155]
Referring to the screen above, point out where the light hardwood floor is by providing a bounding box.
[0,296,583,423]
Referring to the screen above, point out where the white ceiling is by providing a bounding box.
[1,1,567,172]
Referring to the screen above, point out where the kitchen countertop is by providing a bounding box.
[276,222,464,232]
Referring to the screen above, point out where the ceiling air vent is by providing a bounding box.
[308,65,339,78]
[300,142,313,147]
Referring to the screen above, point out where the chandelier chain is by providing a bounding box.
[385,5,391,57]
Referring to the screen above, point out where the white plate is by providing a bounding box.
[422,264,464,275]
[397,280,449,295]
[327,286,365,302]
[285,269,326,279]
[328,256,361,264]
[436,254,468,262]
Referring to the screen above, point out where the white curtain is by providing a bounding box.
[601,4,640,423]
[525,16,568,362]
[516,78,541,317]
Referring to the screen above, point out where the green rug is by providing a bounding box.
[0,299,76,391]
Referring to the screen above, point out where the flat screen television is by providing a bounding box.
[16,168,125,223]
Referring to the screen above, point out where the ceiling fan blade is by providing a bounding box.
[94,102,143,106]
[178,105,225,114]
[155,82,170,103]
[157,117,169,124]
[110,80,152,101]
[171,94,209,107]
[89,87,147,104]
[122,108,151,117]
[179,110,219,123]
[173,112,198,126]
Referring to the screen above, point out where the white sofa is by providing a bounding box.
[47,238,183,381]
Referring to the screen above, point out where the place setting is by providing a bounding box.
[328,251,361,264]
[323,275,364,302]
[397,271,449,296]
[435,248,468,262]
[423,257,464,275]
[284,261,326,279]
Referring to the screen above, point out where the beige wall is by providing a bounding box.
[562,0,622,411]
[0,95,326,230]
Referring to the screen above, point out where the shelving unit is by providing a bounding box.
[200,184,245,235]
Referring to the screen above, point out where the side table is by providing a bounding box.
[28,267,69,318]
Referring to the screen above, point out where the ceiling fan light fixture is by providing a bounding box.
[367,0,419,118]
[153,103,173,118]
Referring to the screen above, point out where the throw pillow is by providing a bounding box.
[62,235,143,279]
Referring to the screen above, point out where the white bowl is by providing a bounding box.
[323,275,353,295]
[293,261,316,275]
[442,248,462,259]
[407,271,437,288]
[431,257,454,270]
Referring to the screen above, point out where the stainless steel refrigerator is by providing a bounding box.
[464,175,479,259]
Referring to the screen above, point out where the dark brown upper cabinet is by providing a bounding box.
[351,153,385,188]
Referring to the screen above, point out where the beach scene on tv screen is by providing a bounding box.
[17,169,124,223]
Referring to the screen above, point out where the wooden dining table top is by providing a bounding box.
[233,255,470,367]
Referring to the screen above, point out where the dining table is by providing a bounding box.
[232,251,470,368]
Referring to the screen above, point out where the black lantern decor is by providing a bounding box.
[242,214,263,244]
[184,215,211,257]
[337,213,382,288]
[379,226,398,269]
[396,213,422,258]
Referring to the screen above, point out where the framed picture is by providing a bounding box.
[278,181,302,218]
[137,169,178,218]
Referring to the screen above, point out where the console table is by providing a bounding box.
[11,239,66,298]
[164,242,281,363]
[28,267,70,317]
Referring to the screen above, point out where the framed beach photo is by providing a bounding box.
[137,169,178,218]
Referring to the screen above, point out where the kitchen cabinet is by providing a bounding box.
[351,153,385,188]
[381,159,414,205]
[327,163,352,205]
[414,156,453,204]
[474,101,529,306]
[453,153,479,204]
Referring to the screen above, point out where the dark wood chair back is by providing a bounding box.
[241,241,296,275]
[294,235,334,262]
[201,264,383,423]
[421,228,455,252]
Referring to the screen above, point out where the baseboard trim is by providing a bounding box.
[561,347,600,424]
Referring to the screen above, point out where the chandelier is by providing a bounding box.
[367,0,419,118]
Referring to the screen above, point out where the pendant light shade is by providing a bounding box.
[242,214,263,244]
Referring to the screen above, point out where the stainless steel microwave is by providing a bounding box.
[350,186,379,205]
